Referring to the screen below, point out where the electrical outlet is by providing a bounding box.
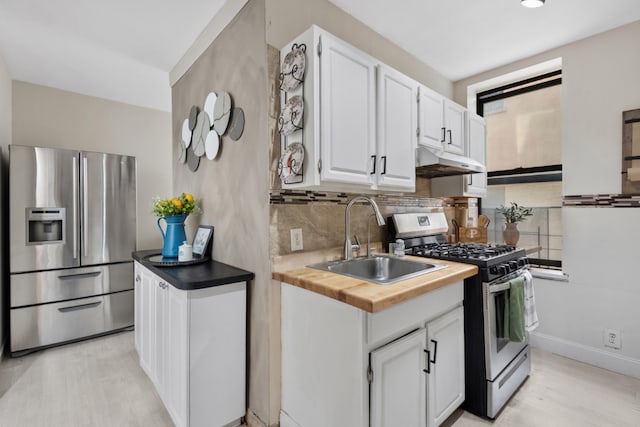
[604,328,621,350]
[290,228,303,251]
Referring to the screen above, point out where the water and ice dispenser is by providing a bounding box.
[26,208,65,245]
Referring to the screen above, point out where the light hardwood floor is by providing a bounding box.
[444,348,640,427]
[0,331,173,427]
[1,332,639,426]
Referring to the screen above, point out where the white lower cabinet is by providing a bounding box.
[370,328,427,427]
[426,307,465,427]
[134,262,246,427]
[280,281,465,427]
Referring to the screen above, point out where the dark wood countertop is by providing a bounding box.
[133,250,254,291]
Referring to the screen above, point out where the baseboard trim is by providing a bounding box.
[530,331,640,379]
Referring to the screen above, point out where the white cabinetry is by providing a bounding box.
[376,64,417,190]
[280,26,416,192]
[431,112,487,197]
[418,85,466,155]
[319,31,377,187]
[134,262,246,427]
[370,328,426,427]
[280,281,465,427]
[426,306,465,427]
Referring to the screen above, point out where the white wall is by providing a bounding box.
[0,52,11,358]
[455,21,640,377]
[11,81,172,250]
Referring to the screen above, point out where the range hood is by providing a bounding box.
[415,147,486,178]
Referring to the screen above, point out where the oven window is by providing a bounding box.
[493,290,510,352]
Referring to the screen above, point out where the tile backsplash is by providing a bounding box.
[269,189,443,256]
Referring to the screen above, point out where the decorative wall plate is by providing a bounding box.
[192,111,210,157]
[228,108,245,141]
[279,142,304,183]
[178,140,187,164]
[280,44,306,91]
[186,146,200,172]
[181,118,192,148]
[204,92,217,125]
[188,105,199,130]
[213,92,232,135]
[205,130,220,160]
[279,96,304,135]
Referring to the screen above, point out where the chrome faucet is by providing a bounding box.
[344,196,385,260]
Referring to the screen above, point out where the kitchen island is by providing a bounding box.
[133,250,253,427]
[273,255,477,427]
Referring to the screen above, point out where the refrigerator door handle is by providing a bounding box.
[82,156,88,258]
[58,271,102,280]
[72,156,79,259]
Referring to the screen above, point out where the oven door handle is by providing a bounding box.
[489,282,512,294]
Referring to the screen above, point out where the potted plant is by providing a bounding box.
[496,202,533,246]
[153,193,199,257]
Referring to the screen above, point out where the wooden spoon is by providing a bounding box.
[478,214,490,228]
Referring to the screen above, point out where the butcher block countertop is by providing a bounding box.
[272,255,477,313]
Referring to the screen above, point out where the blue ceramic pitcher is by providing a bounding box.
[158,214,187,258]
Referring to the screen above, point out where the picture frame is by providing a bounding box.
[192,225,214,258]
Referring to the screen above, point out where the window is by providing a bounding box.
[477,70,562,268]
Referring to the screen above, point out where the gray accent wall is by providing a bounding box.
[170,1,273,425]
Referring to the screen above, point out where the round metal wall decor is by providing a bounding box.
[186,146,200,172]
[228,108,245,141]
[213,92,232,135]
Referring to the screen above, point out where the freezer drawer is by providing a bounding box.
[10,290,134,353]
[10,262,134,307]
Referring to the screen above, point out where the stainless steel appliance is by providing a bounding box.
[9,145,136,355]
[415,147,486,178]
[389,212,531,419]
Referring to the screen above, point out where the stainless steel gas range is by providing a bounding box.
[389,212,532,419]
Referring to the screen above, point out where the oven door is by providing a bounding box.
[483,269,529,380]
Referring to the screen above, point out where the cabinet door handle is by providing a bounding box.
[447,129,453,144]
[423,349,431,374]
[441,127,446,142]
[370,155,376,175]
[135,275,141,282]
[430,339,438,364]
[381,156,387,175]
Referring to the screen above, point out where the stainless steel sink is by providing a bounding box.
[308,256,447,285]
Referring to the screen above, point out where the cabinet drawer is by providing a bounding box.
[367,281,462,348]
[10,262,133,307]
[10,290,134,353]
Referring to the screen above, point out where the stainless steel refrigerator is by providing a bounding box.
[9,145,136,355]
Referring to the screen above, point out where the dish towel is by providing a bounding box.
[504,277,526,342]
[523,270,539,332]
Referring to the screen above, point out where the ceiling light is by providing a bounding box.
[521,0,545,8]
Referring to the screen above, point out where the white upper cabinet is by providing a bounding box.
[444,100,466,155]
[418,85,466,155]
[430,111,487,198]
[465,112,487,196]
[279,26,416,193]
[376,64,417,191]
[319,31,377,187]
[418,85,446,150]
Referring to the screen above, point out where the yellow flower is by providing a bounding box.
[171,198,183,209]
[184,193,194,203]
